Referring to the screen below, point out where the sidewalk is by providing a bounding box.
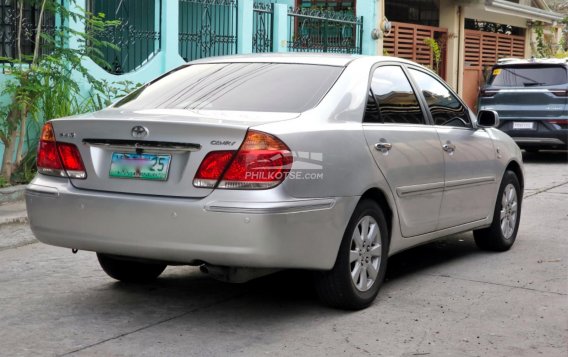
[0,200,27,226]
[0,185,28,226]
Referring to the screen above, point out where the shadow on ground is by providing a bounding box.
[101,233,483,309]
[522,150,568,164]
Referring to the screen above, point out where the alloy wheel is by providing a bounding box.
[350,215,382,292]
[500,183,518,239]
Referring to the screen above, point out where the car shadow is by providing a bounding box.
[100,233,483,310]
[384,232,481,282]
[522,150,568,164]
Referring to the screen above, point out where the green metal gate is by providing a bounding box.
[178,0,238,62]
[88,0,161,74]
[252,2,273,53]
[287,8,363,54]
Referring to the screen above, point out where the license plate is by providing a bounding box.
[109,153,171,181]
[513,122,535,130]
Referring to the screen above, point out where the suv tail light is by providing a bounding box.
[550,90,568,97]
[37,122,87,179]
[193,130,293,189]
[479,89,499,98]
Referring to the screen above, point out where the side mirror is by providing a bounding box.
[477,110,500,128]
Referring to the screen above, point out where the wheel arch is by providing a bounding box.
[505,160,524,193]
[359,188,393,244]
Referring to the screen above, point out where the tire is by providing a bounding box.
[97,253,167,283]
[474,170,522,251]
[314,199,389,310]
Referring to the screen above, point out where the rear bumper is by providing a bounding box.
[498,120,568,150]
[26,177,357,270]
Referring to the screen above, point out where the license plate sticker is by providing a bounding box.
[109,153,171,181]
[513,122,535,130]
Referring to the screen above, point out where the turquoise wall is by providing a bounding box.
[0,0,378,167]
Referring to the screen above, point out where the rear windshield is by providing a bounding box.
[115,63,344,113]
[488,65,568,87]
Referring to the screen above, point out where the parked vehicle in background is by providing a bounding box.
[478,59,568,152]
[26,54,524,310]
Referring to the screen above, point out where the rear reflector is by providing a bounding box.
[193,130,293,190]
[547,119,568,124]
[37,122,87,179]
[546,119,568,129]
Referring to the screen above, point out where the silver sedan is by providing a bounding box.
[26,54,524,310]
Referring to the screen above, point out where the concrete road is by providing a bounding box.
[1,151,567,357]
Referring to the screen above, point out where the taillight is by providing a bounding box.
[479,89,499,98]
[193,151,235,188]
[550,90,568,97]
[57,142,87,178]
[193,130,293,190]
[37,122,86,179]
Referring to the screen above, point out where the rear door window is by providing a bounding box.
[488,65,568,87]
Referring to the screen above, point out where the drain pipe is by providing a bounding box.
[457,5,463,96]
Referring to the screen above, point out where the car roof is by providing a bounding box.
[188,53,419,67]
[495,58,568,67]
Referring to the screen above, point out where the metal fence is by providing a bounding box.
[252,2,272,53]
[0,0,56,61]
[179,0,238,62]
[287,8,362,54]
[88,0,161,75]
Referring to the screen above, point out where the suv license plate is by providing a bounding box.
[513,122,535,130]
[109,153,171,181]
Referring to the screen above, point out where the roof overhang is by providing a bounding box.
[484,0,564,24]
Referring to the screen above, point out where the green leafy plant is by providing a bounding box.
[0,0,119,182]
[90,80,142,111]
[0,175,8,188]
[423,37,441,74]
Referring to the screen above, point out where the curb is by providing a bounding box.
[0,185,27,205]
[0,216,28,226]
[0,185,28,227]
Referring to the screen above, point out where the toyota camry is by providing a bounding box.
[26,54,524,310]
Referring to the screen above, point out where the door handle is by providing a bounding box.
[374,142,392,153]
[442,142,456,153]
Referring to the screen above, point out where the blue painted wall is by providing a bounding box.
[0,0,377,166]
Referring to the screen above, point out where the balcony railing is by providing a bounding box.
[287,8,363,54]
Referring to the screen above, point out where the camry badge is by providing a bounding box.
[131,125,149,138]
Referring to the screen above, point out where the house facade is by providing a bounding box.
[0,0,564,164]
[378,0,565,109]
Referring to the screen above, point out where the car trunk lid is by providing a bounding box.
[50,108,298,198]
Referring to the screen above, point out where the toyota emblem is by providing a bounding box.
[131,125,149,138]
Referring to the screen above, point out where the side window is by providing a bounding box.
[367,66,425,124]
[409,69,471,128]
[363,91,380,123]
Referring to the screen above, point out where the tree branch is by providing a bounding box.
[17,0,23,62]
[32,0,48,66]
